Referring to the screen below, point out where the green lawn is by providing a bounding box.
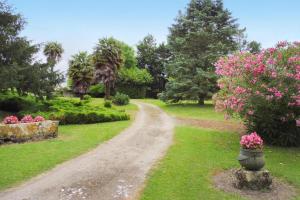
[0,98,137,190]
[141,99,226,121]
[141,126,300,200]
[141,99,300,200]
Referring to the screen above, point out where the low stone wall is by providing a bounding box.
[0,120,59,144]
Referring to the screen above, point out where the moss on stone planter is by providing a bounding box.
[0,120,58,144]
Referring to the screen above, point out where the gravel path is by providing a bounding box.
[0,102,174,200]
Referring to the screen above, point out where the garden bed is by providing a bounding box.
[0,120,58,144]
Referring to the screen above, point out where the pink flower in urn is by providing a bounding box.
[3,116,19,124]
[240,132,263,149]
[20,115,34,123]
[34,116,45,122]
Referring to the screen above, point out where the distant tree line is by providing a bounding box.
[1,0,263,102]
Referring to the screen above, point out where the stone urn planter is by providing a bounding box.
[234,132,272,190]
[238,148,265,171]
[0,120,59,144]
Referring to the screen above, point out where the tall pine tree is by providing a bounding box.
[160,0,244,105]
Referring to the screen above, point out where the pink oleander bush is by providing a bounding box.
[214,41,300,146]
[20,115,34,123]
[33,116,45,122]
[240,132,263,150]
[2,115,19,124]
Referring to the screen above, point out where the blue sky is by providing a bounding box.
[7,0,300,74]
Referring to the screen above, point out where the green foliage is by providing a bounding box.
[0,94,130,124]
[116,85,147,99]
[247,41,262,53]
[117,41,137,68]
[104,100,112,108]
[137,35,171,97]
[0,94,35,113]
[82,94,91,102]
[112,92,130,105]
[117,67,153,85]
[161,0,244,104]
[68,51,94,97]
[19,98,129,125]
[88,84,105,97]
[0,93,47,114]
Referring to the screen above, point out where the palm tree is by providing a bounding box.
[93,37,123,99]
[43,42,64,66]
[68,52,94,100]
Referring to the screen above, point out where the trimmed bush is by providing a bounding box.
[0,94,48,114]
[0,94,130,125]
[104,101,112,108]
[19,98,129,125]
[0,95,32,112]
[113,92,130,105]
[82,94,92,103]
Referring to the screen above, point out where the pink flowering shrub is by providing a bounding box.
[20,115,34,123]
[240,132,263,149]
[2,115,19,124]
[33,116,45,122]
[214,41,300,146]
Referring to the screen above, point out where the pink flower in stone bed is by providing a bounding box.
[20,115,34,123]
[2,116,19,124]
[240,132,263,150]
[2,115,45,124]
[33,116,45,122]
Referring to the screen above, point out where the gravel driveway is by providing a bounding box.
[0,102,174,200]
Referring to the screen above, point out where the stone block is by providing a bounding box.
[0,120,59,144]
[234,168,272,190]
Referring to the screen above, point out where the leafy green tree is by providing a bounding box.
[68,52,94,99]
[117,67,153,86]
[117,41,137,68]
[93,37,124,99]
[43,42,64,66]
[137,35,171,97]
[247,41,262,53]
[29,62,64,100]
[0,1,64,99]
[0,0,26,91]
[161,0,244,105]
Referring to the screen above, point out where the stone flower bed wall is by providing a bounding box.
[0,120,59,144]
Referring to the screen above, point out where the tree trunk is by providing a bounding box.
[105,82,111,100]
[198,97,205,106]
[79,94,84,100]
